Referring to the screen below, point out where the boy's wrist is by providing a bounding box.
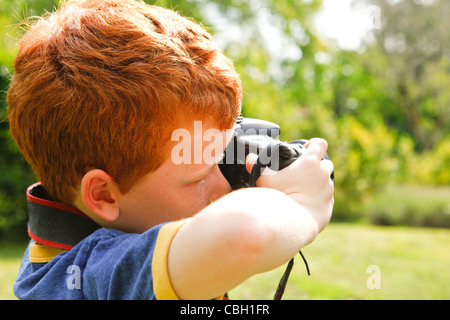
[287,192,331,233]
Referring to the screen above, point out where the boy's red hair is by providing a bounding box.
[7,0,242,205]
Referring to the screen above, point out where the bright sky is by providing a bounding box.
[314,0,381,50]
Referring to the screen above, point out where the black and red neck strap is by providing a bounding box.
[27,182,100,251]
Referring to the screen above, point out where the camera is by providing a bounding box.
[219,116,334,190]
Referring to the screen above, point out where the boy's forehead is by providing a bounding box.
[162,120,234,181]
[168,119,234,156]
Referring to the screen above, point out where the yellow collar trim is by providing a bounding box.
[29,242,67,263]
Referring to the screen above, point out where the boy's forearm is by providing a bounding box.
[167,187,319,300]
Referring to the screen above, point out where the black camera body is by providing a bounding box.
[219,116,333,190]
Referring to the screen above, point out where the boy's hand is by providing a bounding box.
[246,138,334,232]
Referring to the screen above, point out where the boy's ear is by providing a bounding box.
[80,169,120,222]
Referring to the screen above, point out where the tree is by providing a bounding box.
[355,0,450,151]
[0,0,60,240]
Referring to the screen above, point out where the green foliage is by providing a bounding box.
[366,185,450,228]
[330,116,398,220]
[0,0,50,241]
[409,139,450,185]
[356,0,450,151]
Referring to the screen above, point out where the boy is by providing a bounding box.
[8,0,334,300]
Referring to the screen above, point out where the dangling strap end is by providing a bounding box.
[299,250,310,276]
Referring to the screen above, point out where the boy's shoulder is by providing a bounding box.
[15,183,189,299]
[14,221,185,299]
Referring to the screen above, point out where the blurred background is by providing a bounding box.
[0,0,449,299]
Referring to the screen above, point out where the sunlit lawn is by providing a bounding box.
[230,223,450,300]
[0,243,25,300]
[1,223,449,300]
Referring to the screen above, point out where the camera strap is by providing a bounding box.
[273,251,310,300]
[26,183,100,251]
[248,142,311,300]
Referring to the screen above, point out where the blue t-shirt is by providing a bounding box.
[14,220,189,300]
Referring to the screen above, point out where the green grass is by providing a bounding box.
[229,223,450,300]
[1,223,450,300]
[0,243,27,300]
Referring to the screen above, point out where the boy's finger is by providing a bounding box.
[321,159,334,176]
[245,153,258,174]
[302,138,328,161]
